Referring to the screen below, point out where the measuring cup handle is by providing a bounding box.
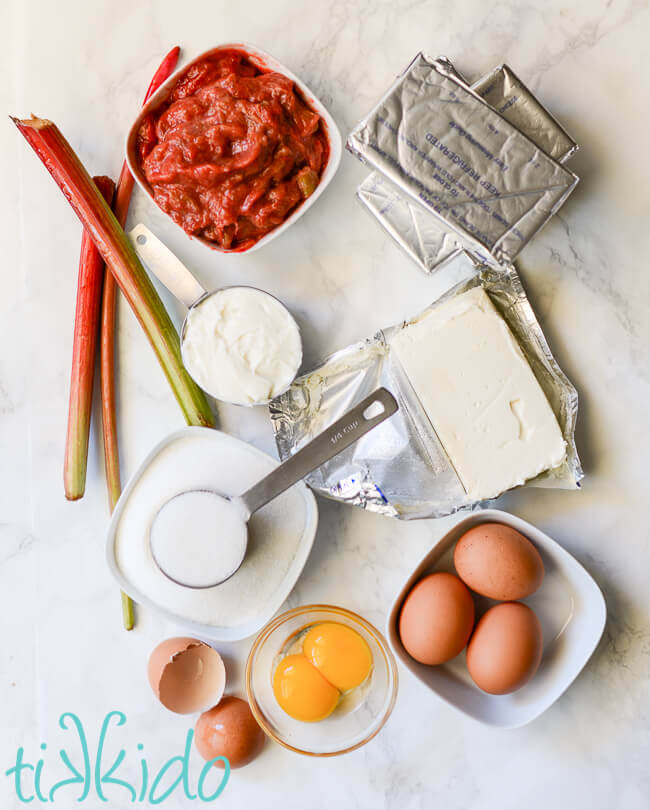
[128,223,206,308]
[239,388,399,517]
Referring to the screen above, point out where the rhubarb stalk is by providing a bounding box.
[111,46,180,227]
[100,269,132,630]
[100,263,122,513]
[101,46,181,630]
[63,176,115,500]
[12,115,214,430]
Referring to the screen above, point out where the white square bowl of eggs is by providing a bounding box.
[387,509,606,728]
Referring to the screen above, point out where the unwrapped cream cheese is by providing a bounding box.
[391,287,566,500]
[182,287,302,405]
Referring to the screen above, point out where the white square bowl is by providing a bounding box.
[125,43,342,254]
[387,509,606,728]
[106,427,318,642]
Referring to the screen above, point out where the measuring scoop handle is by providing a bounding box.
[239,388,398,517]
[128,223,206,308]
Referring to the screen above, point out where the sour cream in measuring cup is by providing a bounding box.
[181,287,302,406]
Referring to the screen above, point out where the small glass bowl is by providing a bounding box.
[246,604,398,756]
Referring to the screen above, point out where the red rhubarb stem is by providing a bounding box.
[111,46,180,228]
[12,115,214,429]
[113,45,181,227]
[101,47,181,630]
[63,176,115,500]
[101,45,182,509]
[143,46,181,106]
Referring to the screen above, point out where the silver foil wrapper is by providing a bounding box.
[270,259,582,520]
[471,64,578,164]
[350,54,579,273]
[357,172,469,273]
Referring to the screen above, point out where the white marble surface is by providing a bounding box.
[2,0,649,807]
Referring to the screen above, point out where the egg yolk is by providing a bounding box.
[302,622,373,692]
[273,655,339,722]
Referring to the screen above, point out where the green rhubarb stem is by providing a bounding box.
[121,591,135,632]
[100,269,132,629]
[11,115,214,430]
[64,175,115,500]
[100,266,122,512]
[101,47,181,631]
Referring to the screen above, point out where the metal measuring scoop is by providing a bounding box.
[128,223,302,404]
[149,388,398,589]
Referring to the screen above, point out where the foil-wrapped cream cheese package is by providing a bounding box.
[390,286,567,500]
[270,259,582,519]
[471,64,578,164]
[349,54,579,272]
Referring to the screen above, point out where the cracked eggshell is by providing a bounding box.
[148,637,226,714]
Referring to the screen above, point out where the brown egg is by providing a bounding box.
[467,602,543,694]
[454,523,544,600]
[195,697,265,769]
[399,572,475,665]
[147,637,225,714]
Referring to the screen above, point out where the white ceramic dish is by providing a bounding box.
[125,42,342,254]
[387,509,606,728]
[106,427,318,641]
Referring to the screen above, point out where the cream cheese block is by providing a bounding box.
[391,286,566,500]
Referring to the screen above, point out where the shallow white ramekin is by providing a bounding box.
[125,43,342,253]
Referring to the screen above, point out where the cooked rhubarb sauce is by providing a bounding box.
[136,49,329,251]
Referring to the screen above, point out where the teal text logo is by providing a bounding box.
[5,711,230,803]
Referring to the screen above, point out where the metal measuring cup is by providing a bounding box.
[128,224,303,405]
[149,388,399,588]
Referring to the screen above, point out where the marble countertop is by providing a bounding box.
[2,0,649,807]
